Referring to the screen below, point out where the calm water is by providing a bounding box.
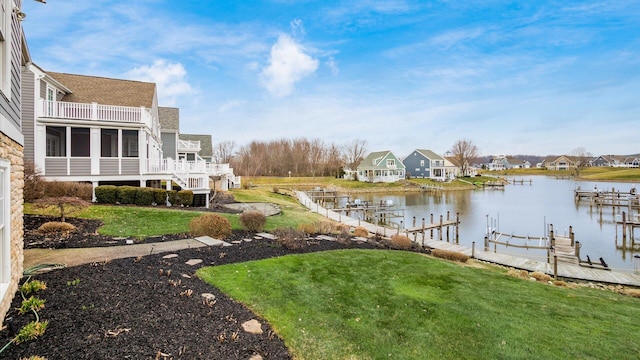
[341,176,640,272]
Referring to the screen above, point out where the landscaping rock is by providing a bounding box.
[242,319,263,334]
[185,259,203,266]
[162,254,179,259]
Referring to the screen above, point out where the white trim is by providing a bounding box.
[0,113,23,144]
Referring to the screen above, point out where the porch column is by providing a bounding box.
[205,192,210,209]
[91,181,99,203]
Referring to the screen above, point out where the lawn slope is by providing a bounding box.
[198,250,640,360]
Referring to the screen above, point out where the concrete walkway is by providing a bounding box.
[24,238,210,269]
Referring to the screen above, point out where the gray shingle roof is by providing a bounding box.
[47,72,156,108]
[159,107,179,131]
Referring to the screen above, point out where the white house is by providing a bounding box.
[21,66,239,207]
[356,150,406,183]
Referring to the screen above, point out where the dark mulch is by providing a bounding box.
[1,218,410,359]
[24,215,192,249]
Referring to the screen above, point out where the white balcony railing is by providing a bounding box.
[38,99,155,129]
[177,139,201,152]
[143,159,235,177]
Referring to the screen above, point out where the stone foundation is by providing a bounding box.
[0,131,24,322]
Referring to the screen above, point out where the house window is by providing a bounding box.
[420,160,424,166]
[0,159,10,297]
[122,130,139,157]
[46,126,67,157]
[70,128,90,157]
[387,159,395,167]
[101,129,118,157]
[0,0,10,98]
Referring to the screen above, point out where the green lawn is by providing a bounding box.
[198,250,640,360]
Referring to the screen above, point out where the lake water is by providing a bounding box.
[340,176,640,272]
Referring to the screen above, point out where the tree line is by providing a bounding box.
[216,139,368,177]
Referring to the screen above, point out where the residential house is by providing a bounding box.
[542,155,578,171]
[22,67,239,208]
[443,151,476,177]
[1,0,30,322]
[590,155,614,167]
[356,150,405,183]
[402,149,448,181]
[591,155,639,168]
[158,108,239,191]
[488,156,530,170]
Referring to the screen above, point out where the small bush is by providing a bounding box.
[389,234,412,250]
[135,188,155,206]
[44,181,93,201]
[20,280,47,295]
[24,161,45,201]
[297,223,316,235]
[553,280,569,287]
[240,211,267,232]
[189,213,232,239]
[37,221,77,236]
[178,190,194,207]
[167,190,179,206]
[431,249,469,262]
[315,221,334,235]
[117,186,137,204]
[274,227,307,249]
[623,288,640,298]
[95,185,118,204]
[153,189,167,205]
[353,226,369,238]
[506,269,530,279]
[531,271,552,283]
[335,224,351,236]
[272,186,279,194]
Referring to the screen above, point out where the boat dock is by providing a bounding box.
[296,190,640,286]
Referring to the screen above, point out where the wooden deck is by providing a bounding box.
[296,191,640,287]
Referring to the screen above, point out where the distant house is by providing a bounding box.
[590,155,639,168]
[590,155,614,167]
[402,149,448,180]
[488,156,530,170]
[356,150,405,183]
[1,0,30,322]
[543,155,578,171]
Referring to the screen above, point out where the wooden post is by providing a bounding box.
[622,211,627,240]
[569,225,574,246]
[455,212,460,244]
[484,236,489,251]
[549,224,555,248]
[547,247,550,263]
[430,213,434,239]
[421,218,425,242]
[439,215,443,241]
[553,255,558,280]
[412,216,416,228]
[575,241,580,261]
[472,241,475,258]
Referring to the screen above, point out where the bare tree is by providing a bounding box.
[213,140,236,164]
[342,139,368,170]
[450,139,479,177]
[570,147,592,177]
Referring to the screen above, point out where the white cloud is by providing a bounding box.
[290,18,306,38]
[126,60,194,106]
[260,35,319,97]
[327,57,339,75]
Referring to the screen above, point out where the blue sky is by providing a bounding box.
[22,0,640,157]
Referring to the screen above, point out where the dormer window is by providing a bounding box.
[387,159,395,167]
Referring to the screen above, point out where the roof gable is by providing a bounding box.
[159,107,179,131]
[414,149,444,161]
[180,134,213,158]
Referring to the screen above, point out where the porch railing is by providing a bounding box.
[177,139,201,152]
[143,159,235,177]
[38,99,155,129]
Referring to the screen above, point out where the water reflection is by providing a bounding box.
[340,176,640,272]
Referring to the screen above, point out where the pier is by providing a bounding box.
[296,191,640,286]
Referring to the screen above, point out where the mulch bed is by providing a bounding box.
[1,217,412,359]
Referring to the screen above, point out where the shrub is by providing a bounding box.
[297,223,316,235]
[135,188,155,206]
[431,249,469,262]
[189,213,232,239]
[37,221,77,236]
[153,189,167,205]
[506,269,530,280]
[44,181,92,201]
[95,185,118,204]
[335,224,351,236]
[623,288,640,298]
[389,234,412,250]
[353,226,369,238]
[315,221,334,235]
[531,271,551,283]
[274,227,307,249]
[239,211,266,232]
[117,186,137,204]
[212,192,235,204]
[178,190,194,207]
[24,161,45,202]
[167,190,179,206]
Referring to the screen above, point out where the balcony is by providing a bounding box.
[177,139,201,152]
[38,99,155,130]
